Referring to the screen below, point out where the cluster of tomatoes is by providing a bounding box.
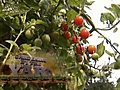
[60,16,99,62]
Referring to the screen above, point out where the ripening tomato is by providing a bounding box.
[79,29,90,39]
[60,22,69,31]
[74,16,84,26]
[76,45,85,55]
[72,35,81,44]
[76,55,84,63]
[63,31,71,40]
[88,45,96,54]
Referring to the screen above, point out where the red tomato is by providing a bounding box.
[88,45,96,54]
[76,45,85,55]
[72,35,81,44]
[61,22,69,31]
[63,31,71,40]
[74,16,84,26]
[79,29,90,39]
[72,35,77,44]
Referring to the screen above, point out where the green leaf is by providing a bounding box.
[15,84,23,90]
[36,20,49,27]
[113,42,119,47]
[31,46,41,50]
[28,83,38,90]
[24,0,39,9]
[98,35,104,38]
[97,41,105,57]
[19,83,28,89]
[116,79,120,90]
[60,49,68,59]
[0,4,29,17]
[77,70,86,90]
[0,47,5,57]
[0,44,8,50]
[85,1,95,5]
[113,27,118,33]
[56,36,71,48]
[20,44,31,51]
[69,0,82,6]
[105,4,120,18]
[100,12,116,24]
[67,9,78,25]
[66,9,78,25]
[105,50,114,57]
[5,40,19,48]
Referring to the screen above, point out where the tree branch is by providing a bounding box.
[96,20,120,31]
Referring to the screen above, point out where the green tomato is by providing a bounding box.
[51,31,60,39]
[91,53,99,60]
[41,34,50,44]
[25,29,34,39]
[34,38,42,47]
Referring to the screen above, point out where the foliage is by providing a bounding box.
[0,0,120,90]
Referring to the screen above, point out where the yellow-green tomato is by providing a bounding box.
[34,38,42,47]
[25,29,34,39]
[91,53,99,60]
[41,34,50,44]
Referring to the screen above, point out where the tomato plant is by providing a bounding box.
[0,0,119,90]
[74,16,84,26]
[80,29,90,39]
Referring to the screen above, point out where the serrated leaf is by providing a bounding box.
[100,12,115,24]
[5,40,19,48]
[105,50,114,57]
[105,4,120,18]
[113,27,118,33]
[69,0,82,6]
[113,42,119,47]
[0,4,29,17]
[97,41,105,57]
[66,9,77,25]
